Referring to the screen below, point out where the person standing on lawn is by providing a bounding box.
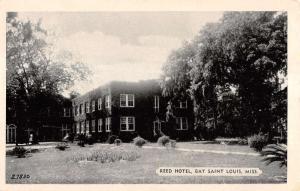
[29,133,33,145]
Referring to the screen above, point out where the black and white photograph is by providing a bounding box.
[5,11,288,184]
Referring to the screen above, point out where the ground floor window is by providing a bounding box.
[91,120,95,132]
[120,116,135,131]
[80,121,84,133]
[105,117,111,132]
[61,123,69,137]
[76,123,80,133]
[176,117,188,130]
[98,118,103,132]
[86,120,90,133]
[6,124,17,143]
[153,120,161,136]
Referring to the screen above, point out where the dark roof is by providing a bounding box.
[72,79,161,104]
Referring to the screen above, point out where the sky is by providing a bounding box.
[18,12,223,96]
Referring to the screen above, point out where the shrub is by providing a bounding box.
[56,142,70,151]
[157,135,171,146]
[248,134,268,151]
[168,139,177,148]
[237,138,248,145]
[114,139,122,146]
[261,144,287,168]
[106,135,118,144]
[77,134,86,147]
[70,148,140,163]
[133,136,147,147]
[86,134,94,145]
[12,146,28,158]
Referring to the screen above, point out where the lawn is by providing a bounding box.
[6,142,287,184]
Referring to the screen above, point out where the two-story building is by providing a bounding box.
[72,80,194,142]
[6,95,74,143]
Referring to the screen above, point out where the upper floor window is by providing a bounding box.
[86,102,90,113]
[63,108,70,117]
[154,96,159,112]
[105,95,111,109]
[179,100,188,109]
[120,116,135,131]
[176,117,188,130]
[98,98,102,110]
[80,104,84,115]
[105,117,111,132]
[120,94,135,107]
[92,100,95,112]
[98,118,103,132]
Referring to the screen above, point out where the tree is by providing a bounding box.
[160,42,197,137]
[160,41,195,101]
[201,12,287,136]
[161,12,287,139]
[69,91,81,99]
[6,12,91,143]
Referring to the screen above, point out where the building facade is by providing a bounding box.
[6,95,73,143]
[72,80,194,142]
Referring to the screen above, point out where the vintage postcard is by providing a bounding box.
[1,0,300,191]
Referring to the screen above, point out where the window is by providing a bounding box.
[80,104,84,115]
[153,120,161,129]
[120,94,126,107]
[120,94,135,107]
[76,106,80,116]
[86,120,90,133]
[105,95,111,109]
[72,123,76,133]
[61,124,69,137]
[98,98,102,110]
[128,94,134,107]
[98,118,103,132]
[105,117,111,132]
[91,120,95,132]
[153,120,161,136]
[86,102,90,113]
[154,96,159,112]
[80,121,84,133]
[179,101,188,109]
[120,116,135,131]
[63,108,70,117]
[176,117,188,130]
[74,107,77,116]
[92,100,95,112]
[76,123,80,134]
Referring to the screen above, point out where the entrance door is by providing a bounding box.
[6,124,17,143]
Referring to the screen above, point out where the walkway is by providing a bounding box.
[143,146,260,157]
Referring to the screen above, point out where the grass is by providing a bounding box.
[6,142,287,184]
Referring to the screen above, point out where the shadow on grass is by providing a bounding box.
[6,148,44,158]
